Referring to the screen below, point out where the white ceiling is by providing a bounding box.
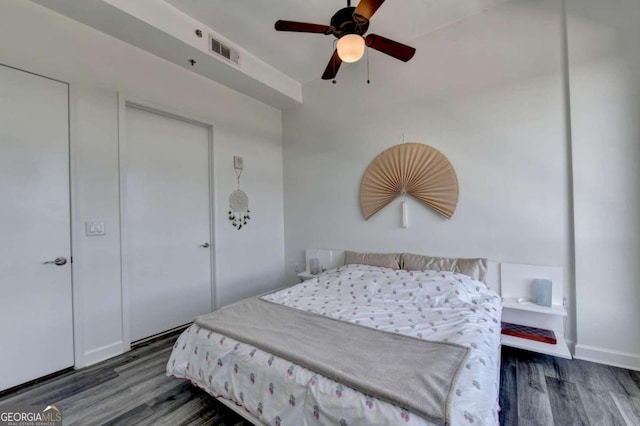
[165,0,511,83]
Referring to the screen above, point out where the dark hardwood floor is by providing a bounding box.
[0,331,247,426]
[500,347,640,426]
[1,331,639,425]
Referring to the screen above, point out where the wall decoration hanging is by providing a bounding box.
[229,156,250,230]
[359,142,459,222]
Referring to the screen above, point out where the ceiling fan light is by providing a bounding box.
[337,34,365,63]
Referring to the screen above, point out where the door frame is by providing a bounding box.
[117,95,217,349]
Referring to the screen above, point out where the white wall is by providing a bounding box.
[0,0,285,367]
[3,0,637,372]
[567,0,640,369]
[283,0,575,340]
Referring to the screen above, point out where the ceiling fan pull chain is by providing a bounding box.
[333,39,338,84]
[366,46,371,84]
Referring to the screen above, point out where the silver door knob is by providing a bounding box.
[43,257,67,266]
[200,242,210,248]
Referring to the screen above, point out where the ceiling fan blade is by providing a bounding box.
[275,20,331,34]
[322,50,343,80]
[354,0,386,22]
[365,34,416,62]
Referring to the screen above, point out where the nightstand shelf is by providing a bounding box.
[501,334,572,359]
[499,264,572,360]
[501,298,572,359]
[501,297,567,316]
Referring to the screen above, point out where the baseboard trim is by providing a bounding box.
[0,367,74,398]
[80,341,126,368]
[131,324,190,348]
[574,344,640,371]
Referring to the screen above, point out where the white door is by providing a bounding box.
[125,105,212,342]
[0,65,73,391]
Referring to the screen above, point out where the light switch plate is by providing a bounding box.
[85,221,105,236]
[233,155,243,170]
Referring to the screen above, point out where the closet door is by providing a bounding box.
[124,105,212,342]
[0,65,73,390]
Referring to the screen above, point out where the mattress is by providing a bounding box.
[167,264,502,425]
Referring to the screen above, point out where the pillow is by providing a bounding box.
[344,251,401,270]
[455,258,488,283]
[401,254,457,273]
[401,253,488,283]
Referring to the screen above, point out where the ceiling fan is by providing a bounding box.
[274,0,416,81]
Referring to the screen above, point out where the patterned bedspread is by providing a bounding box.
[167,264,502,425]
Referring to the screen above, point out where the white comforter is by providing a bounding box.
[167,265,502,425]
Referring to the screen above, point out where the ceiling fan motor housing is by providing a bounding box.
[330,7,369,37]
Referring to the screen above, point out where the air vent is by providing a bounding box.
[209,35,240,65]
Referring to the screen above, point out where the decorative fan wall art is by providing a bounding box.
[359,142,459,220]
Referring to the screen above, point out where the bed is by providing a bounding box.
[167,256,502,426]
